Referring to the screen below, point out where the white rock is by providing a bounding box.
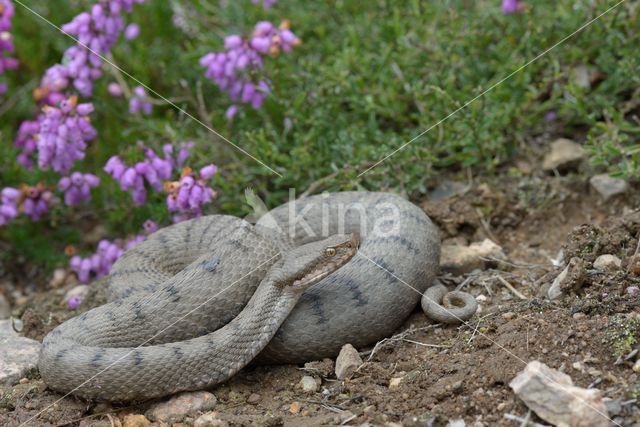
[300,375,319,393]
[335,343,362,380]
[49,268,68,288]
[510,361,609,427]
[388,376,403,389]
[592,254,622,272]
[64,285,90,303]
[0,293,10,320]
[632,359,640,373]
[590,174,628,200]
[146,391,217,423]
[0,320,42,385]
[194,412,229,427]
[447,419,466,427]
[440,238,506,274]
[542,138,585,171]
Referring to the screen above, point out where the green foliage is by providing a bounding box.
[1,0,639,269]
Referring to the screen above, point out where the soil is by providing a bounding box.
[1,170,640,427]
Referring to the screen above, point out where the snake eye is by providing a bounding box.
[325,247,337,257]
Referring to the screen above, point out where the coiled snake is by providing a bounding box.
[38,192,476,401]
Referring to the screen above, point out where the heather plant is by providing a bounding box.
[0,0,639,279]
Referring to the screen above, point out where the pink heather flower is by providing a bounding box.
[15,96,97,174]
[544,111,557,122]
[58,172,100,206]
[105,142,192,204]
[165,166,217,223]
[107,82,124,96]
[200,20,299,115]
[0,186,20,226]
[129,85,152,114]
[67,295,83,310]
[0,0,19,93]
[627,286,639,297]
[21,184,54,221]
[501,0,524,14]
[143,219,158,234]
[124,23,140,40]
[251,0,277,8]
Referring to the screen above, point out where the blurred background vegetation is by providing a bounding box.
[0,0,638,271]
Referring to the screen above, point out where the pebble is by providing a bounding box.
[632,360,640,373]
[289,401,301,414]
[299,375,319,393]
[0,320,42,385]
[145,391,217,423]
[49,268,68,288]
[542,138,585,172]
[510,361,609,427]
[502,312,515,320]
[589,174,628,201]
[592,254,622,271]
[573,312,586,320]
[388,376,403,389]
[440,238,506,275]
[246,393,262,404]
[547,257,585,300]
[194,412,229,427]
[0,293,9,319]
[121,414,151,427]
[335,343,362,380]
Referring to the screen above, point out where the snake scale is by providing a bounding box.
[38,192,476,401]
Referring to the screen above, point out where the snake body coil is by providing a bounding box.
[38,192,472,401]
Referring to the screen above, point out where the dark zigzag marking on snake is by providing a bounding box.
[298,291,327,324]
[367,235,421,255]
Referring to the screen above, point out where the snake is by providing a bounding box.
[38,191,477,401]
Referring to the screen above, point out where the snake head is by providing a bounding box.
[276,233,359,292]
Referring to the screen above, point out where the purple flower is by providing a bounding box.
[501,0,524,14]
[143,219,158,234]
[124,23,140,40]
[58,172,100,206]
[0,186,20,226]
[251,0,277,8]
[544,111,557,122]
[164,166,217,223]
[21,184,54,221]
[67,295,83,310]
[0,0,18,93]
[26,96,97,174]
[107,82,124,96]
[627,286,639,297]
[129,85,152,114]
[200,20,299,116]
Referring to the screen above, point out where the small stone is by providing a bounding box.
[64,285,90,305]
[447,419,466,427]
[547,257,585,300]
[440,238,506,274]
[194,412,228,427]
[476,294,488,303]
[429,180,469,201]
[590,174,628,201]
[246,393,261,404]
[19,377,29,384]
[145,391,217,423]
[289,401,301,414]
[299,375,319,393]
[122,414,151,427]
[389,376,403,389]
[0,320,41,385]
[0,293,9,319]
[592,254,622,271]
[502,312,515,320]
[510,361,609,427]
[542,138,586,172]
[496,402,507,411]
[632,360,640,373]
[49,268,68,288]
[335,343,362,380]
[573,312,586,320]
